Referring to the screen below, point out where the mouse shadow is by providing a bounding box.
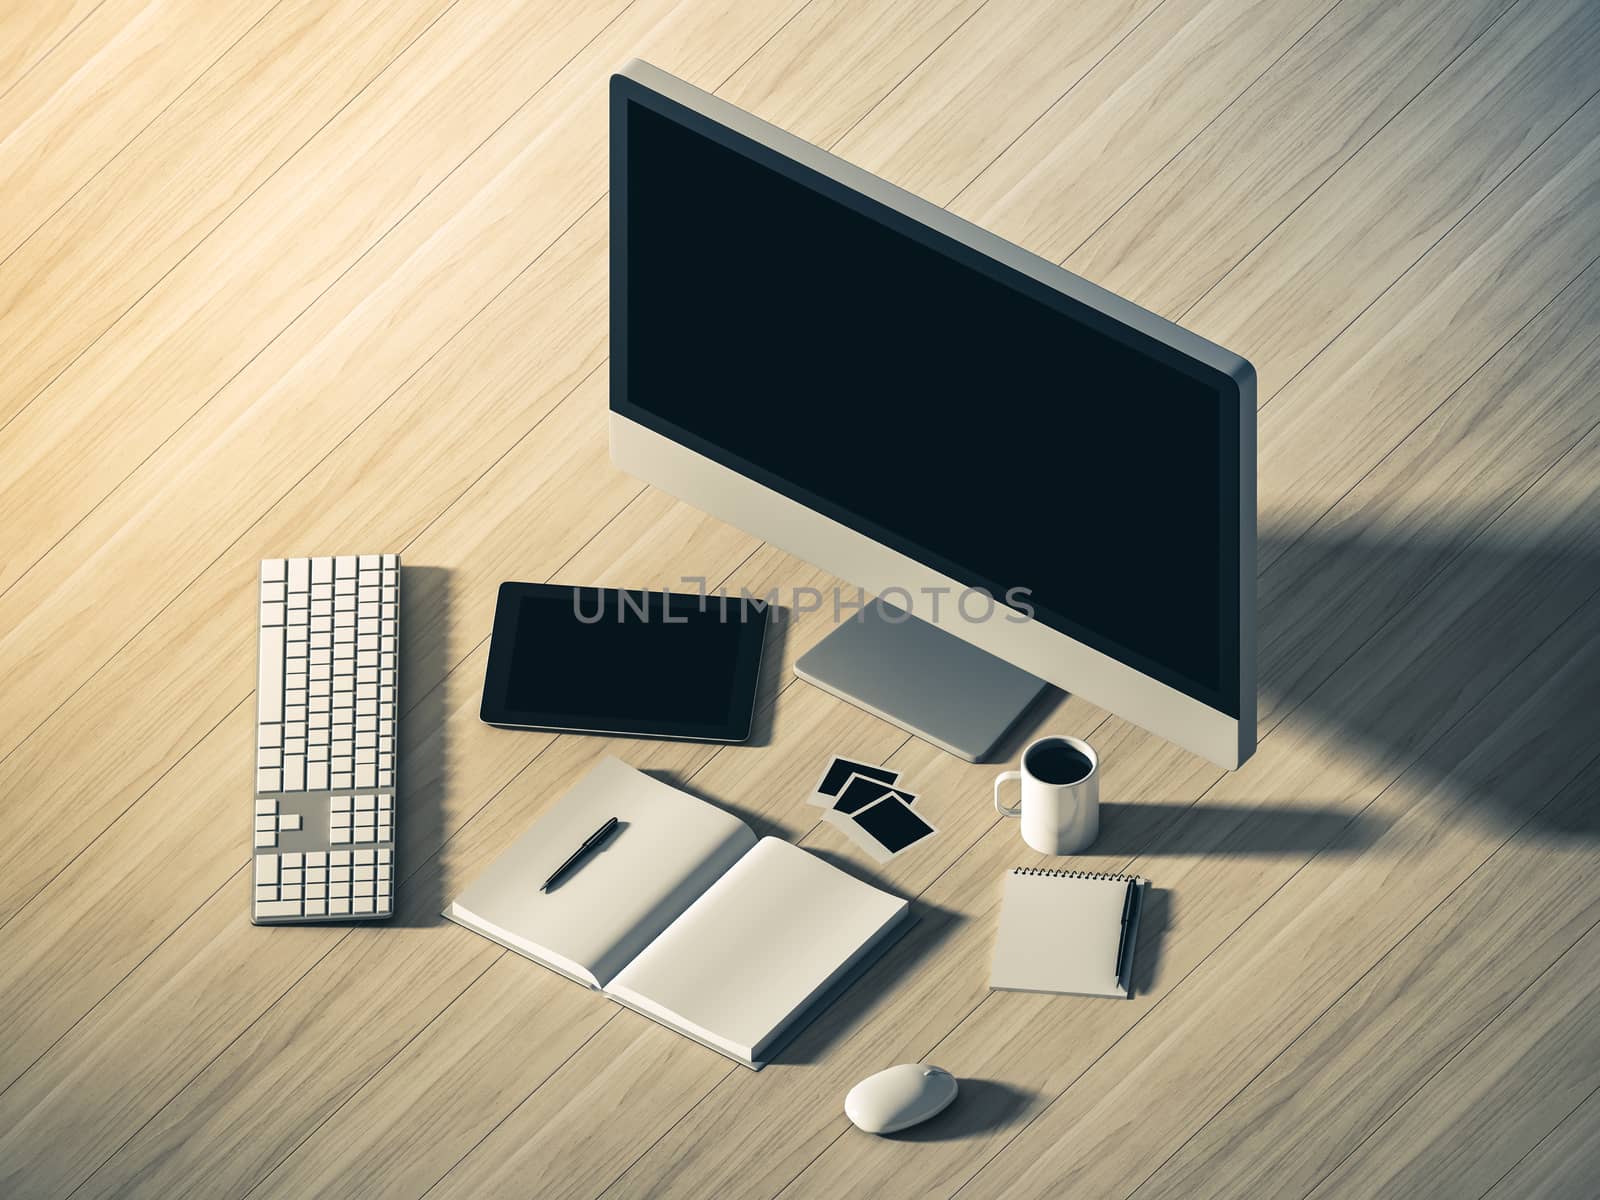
[881,1078,1038,1141]
[388,564,450,927]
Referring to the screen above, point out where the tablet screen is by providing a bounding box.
[480,584,768,741]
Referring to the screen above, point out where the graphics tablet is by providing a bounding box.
[480,583,768,742]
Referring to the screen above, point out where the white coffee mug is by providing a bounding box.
[993,735,1099,855]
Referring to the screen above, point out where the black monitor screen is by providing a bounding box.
[612,81,1241,716]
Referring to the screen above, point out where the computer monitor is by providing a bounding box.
[609,60,1256,770]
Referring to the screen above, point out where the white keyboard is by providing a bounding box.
[252,554,399,924]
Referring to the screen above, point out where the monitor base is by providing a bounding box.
[793,602,1050,763]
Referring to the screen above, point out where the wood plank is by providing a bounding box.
[1053,0,1519,314]
[834,0,1171,206]
[0,0,454,432]
[1181,0,1600,391]
[1259,251,1600,726]
[0,0,647,908]
[721,0,986,149]
[951,0,1351,252]
[1308,919,1600,1198]
[1481,1087,1600,1200]
[1132,750,1600,1199]
[0,0,105,103]
[1256,89,1600,578]
[0,0,277,260]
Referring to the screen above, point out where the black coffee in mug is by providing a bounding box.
[1025,738,1094,786]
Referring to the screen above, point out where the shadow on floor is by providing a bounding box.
[1256,519,1600,836]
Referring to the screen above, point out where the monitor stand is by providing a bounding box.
[793,601,1050,762]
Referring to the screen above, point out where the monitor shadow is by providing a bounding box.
[1258,520,1600,836]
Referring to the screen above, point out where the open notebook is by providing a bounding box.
[444,757,911,1068]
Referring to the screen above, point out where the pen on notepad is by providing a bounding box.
[541,817,620,892]
[1114,879,1137,982]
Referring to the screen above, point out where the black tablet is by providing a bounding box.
[480,583,768,742]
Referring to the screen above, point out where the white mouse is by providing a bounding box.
[844,1063,959,1134]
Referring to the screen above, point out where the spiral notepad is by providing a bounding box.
[990,868,1147,998]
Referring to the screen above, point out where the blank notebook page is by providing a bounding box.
[607,837,908,1060]
[989,870,1136,998]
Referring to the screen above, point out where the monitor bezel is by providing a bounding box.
[609,60,1256,768]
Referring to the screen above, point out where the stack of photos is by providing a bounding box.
[810,756,936,863]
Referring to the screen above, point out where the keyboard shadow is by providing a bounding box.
[389,563,451,927]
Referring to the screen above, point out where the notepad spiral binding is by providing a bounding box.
[1011,867,1136,881]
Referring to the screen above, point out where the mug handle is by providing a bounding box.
[994,770,1023,817]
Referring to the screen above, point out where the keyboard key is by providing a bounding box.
[283,760,305,792]
[304,898,327,916]
[256,900,303,918]
[255,886,278,902]
[353,896,375,914]
[282,852,302,868]
[256,856,278,883]
[355,849,376,865]
[329,897,351,915]
[257,626,284,724]
[307,763,329,791]
[256,768,280,793]
[331,851,351,866]
[288,557,309,593]
[261,559,286,583]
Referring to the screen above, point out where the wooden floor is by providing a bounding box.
[2,0,1598,1195]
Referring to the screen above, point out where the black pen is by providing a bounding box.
[541,816,620,892]
[1114,879,1138,985]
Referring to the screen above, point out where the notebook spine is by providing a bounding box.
[1012,867,1136,881]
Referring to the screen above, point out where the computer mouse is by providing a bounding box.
[844,1063,959,1134]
